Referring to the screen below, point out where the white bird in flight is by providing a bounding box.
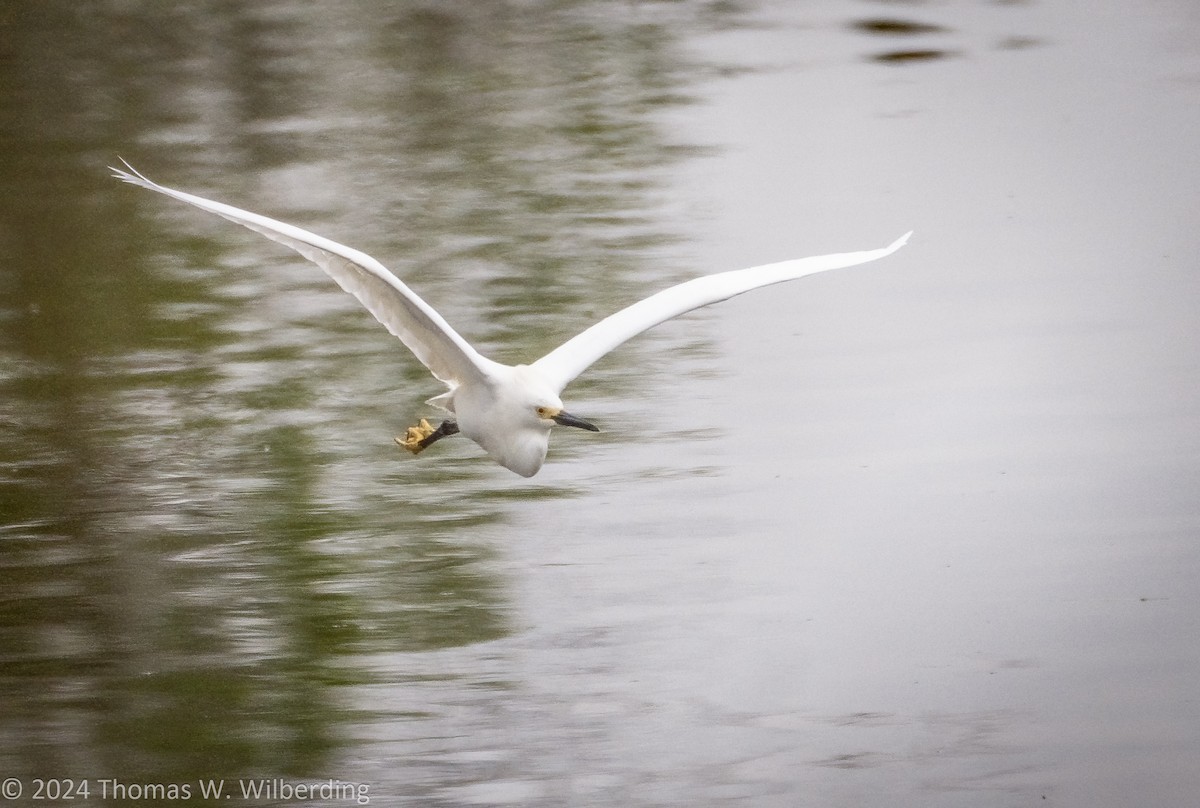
[112,160,910,477]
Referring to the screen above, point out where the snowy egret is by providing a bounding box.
[112,160,910,477]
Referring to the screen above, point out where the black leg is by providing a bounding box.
[397,418,461,455]
[418,419,459,449]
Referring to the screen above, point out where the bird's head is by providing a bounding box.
[478,368,599,477]
[533,402,601,434]
[508,366,599,434]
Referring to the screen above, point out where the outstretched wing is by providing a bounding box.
[111,160,497,388]
[530,232,912,392]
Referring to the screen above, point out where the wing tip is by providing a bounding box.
[109,157,152,187]
[890,230,914,251]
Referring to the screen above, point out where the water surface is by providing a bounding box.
[2,1,1198,806]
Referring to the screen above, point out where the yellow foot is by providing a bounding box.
[395,418,436,455]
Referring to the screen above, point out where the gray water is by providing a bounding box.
[2,1,1199,806]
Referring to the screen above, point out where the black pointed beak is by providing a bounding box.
[552,410,600,432]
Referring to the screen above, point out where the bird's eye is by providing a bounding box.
[536,406,548,417]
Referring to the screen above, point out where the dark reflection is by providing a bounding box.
[853,0,1039,63]
[0,0,745,795]
[870,48,956,64]
[848,12,955,64]
[850,18,948,35]
[997,35,1044,51]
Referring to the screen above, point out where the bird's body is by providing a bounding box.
[112,160,910,476]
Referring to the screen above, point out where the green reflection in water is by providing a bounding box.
[0,0,747,795]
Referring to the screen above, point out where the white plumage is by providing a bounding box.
[113,160,910,476]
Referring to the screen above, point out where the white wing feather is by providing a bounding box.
[111,160,496,388]
[531,232,911,392]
